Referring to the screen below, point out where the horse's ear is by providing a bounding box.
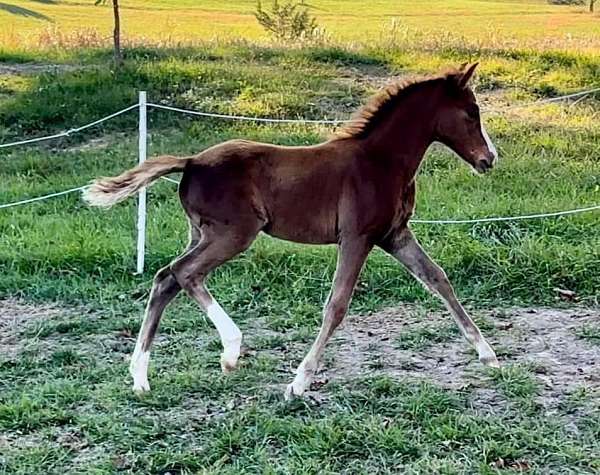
[459,62,469,71]
[458,62,479,88]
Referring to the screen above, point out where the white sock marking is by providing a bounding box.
[206,299,242,370]
[480,122,498,161]
[130,345,150,392]
[285,368,311,400]
[206,300,242,344]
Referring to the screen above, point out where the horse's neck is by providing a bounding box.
[364,85,439,181]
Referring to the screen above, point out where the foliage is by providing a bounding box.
[255,0,319,42]
[547,0,585,5]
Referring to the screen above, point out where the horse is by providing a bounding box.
[83,62,499,400]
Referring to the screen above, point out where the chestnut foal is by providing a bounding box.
[84,63,499,399]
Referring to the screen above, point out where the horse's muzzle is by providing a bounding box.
[474,153,496,174]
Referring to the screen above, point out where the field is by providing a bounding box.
[1,1,599,474]
[2,0,600,50]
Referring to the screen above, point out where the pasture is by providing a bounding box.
[1,1,599,473]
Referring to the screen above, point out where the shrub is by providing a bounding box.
[255,1,320,43]
[546,0,584,5]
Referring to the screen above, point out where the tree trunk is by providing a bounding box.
[591,0,595,13]
[113,0,123,67]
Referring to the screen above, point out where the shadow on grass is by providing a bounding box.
[0,2,51,21]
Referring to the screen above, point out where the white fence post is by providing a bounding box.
[136,91,147,274]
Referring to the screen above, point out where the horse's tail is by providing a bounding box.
[83,155,188,208]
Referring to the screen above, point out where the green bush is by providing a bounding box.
[547,0,584,5]
[255,1,320,43]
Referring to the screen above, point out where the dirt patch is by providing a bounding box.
[0,298,68,359]
[64,134,120,152]
[3,298,598,415]
[308,305,600,412]
[0,63,83,76]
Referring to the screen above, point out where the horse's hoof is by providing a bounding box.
[220,340,241,374]
[220,354,238,374]
[132,380,150,393]
[284,382,303,401]
[480,354,500,368]
[284,378,310,400]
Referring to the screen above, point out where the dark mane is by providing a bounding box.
[334,68,461,140]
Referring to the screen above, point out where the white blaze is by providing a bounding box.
[480,123,498,161]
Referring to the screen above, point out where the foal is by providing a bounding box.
[84,63,499,399]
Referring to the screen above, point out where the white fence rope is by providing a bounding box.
[148,86,600,124]
[1,86,597,150]
[411,204,600,224]
[2,86,600,271]
[0,185,88,210]
[495,86,600,112]
[0,104,138,149]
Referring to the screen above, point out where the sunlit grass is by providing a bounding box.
[1,0,600,52]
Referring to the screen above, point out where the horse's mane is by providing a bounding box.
[334,68,461,140]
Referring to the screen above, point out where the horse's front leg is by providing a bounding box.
[285,237,372,400]
[382,227,499,367]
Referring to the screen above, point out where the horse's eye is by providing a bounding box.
[466,105,480,120]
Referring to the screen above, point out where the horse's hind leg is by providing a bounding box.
[383,228,499,368]
[130,266,181,392]
[130,226,201,392]
[171,221,260,373]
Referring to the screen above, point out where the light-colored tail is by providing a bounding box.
[83,155,188,208]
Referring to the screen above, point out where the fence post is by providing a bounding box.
[136,91,147,274]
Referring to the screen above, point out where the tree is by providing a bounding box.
[255,1,319,43]
[590,0,596,12]
[95,0,122,67]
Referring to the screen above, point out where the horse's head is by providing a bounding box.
[434,63,498,173]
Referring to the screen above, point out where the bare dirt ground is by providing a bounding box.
[2,299,599,416]
[0,63,83,76]
[0,298,67,359]
[251,303,600,417]
[329,305,600,412]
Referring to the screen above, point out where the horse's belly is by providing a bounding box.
[263,213,338,245]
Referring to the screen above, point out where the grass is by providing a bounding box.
[575,324,600,345]
[1,2,599,473]
[1,46,598,311]
[1,0,600,52]
[1,334,599,473]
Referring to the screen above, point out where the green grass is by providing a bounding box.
[1,5,600,473]
[575,324,600,345]
[1,0,600,52]
[1,340,599,474]
[1,46,598,311]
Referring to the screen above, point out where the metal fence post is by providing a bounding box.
[136,91,147,274]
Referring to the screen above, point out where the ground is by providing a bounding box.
[1,0,599,473]
[1,298,599,473]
